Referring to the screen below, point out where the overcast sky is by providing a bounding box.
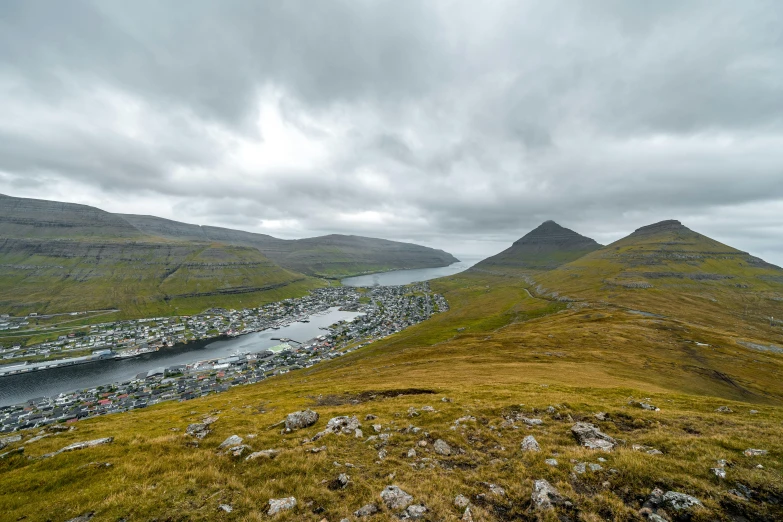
[1,1,782,263]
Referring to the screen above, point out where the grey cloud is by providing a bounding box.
[1,0,783,264]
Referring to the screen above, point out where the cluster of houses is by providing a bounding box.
[0,287,362,366]
[0,283,448,432]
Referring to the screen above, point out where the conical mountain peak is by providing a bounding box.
[476,221,601,271]
[630,219,690,236]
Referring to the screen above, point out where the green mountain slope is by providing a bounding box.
[473,220,601,273]
[3,248,783,521]
[534,219,783,337]
[120,214,459,278]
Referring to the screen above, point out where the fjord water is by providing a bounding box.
[0,307,362,407]
[341,256,483,287]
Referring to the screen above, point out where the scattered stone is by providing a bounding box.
[47,425,71,433]
[268,497,297,515]
[520,435,540,452]
[337,473,350,488]
[421,406,435,412]
[545,458,558,466]
[378,449,387,460]
[441,397,452,403]
[0,434,22,446]
[380,485,414,510]
[487,483,506,497]
[78,461,112,469]
[637,402,659,411]
[218,504,233,513]
[632,444,662,455]
[186,423,210,439]
[408,407,420,417]
[417,440,427,448]
[571,422,616,451]
[310,446,327,453]
[43,437,113,458]
[715,406,733,413]
[226,444,251,458]
[285,410,319,431]
[461,507,474,522]
[246,449,279,460]
[574,462,587,474]
[433,439,451,456]
[312,416,361,440]
[532,479,567,511]
[354,503,379,517]
[454,416,476,425]
[744,448,768,457]
[402,504,427,519]
[65,513,94,522]
[711,467,727,479]
[373,424,382,433]
[355,429,364,438]
[365,414,378,420]
[662,491,702,511]
[454,494,470,508]
[749,409,759,414]
[521,417,543,426]
[547,406,557,414]
[0,447,24,459]
[589,463,603,471]
[594,412,609,421]
[407,448,417,458]
[218,435,243,450]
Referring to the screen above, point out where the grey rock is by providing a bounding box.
[744,448,768,457]
[246,449,279,460]
[715,406,733,413]
[226,444,251,457]
[65,513,94,522]
[310,445,327,453]
[312,416,361,440]
[574,462,587,474]
[337,473,350,488]
[532,479,567,510]
[365,414,378,420]
[44,437,113,458]
[571,422,616,451]
[433,439,451,456]
[522,417,543,426]
[545,458,558,466]
[268,497,297,515]
[454,494,470,508]
[487,483,506,497]
[462,507,474,521]
[594,412,609,421]
[218,504,232,513]
[711,467,727,479]
[186,422,210,439]
[218,435,243,450]
[403,504,427,519]
[354,503,379,517]
[0,447,24,459]
[285,409,319,431]
[520,435,540,452]
[662,491,702,511]
[588,463,603,471]
[380,485,414,510]
[407,448,417,458]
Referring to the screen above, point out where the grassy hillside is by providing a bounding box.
[2,267,782,521]
[120,214,459,278]
[0,238,324,319]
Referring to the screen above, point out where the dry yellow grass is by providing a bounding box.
[1,272,782,521]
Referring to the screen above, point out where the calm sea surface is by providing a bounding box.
[340,255,484,287]
[0,307,361,406]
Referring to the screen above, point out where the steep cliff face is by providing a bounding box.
[0,194,142,239]
[475,220,601,271]
[119,214,458,277]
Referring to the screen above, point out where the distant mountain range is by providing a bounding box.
[0,194,457,316]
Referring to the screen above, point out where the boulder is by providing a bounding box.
[218,435,243,450]
[246,449,279,460]
[454,494,470,508]
[380,485,414,510]
[402,504,427,519]
[268,497,297,515]
[312,416,361,440]
[226,444,251,457]
[662,491,702,511]
[520,435,540,452]
[532,479,567,510]
[433,439,451,456]
[744,448,768,457]
[285,410,319,431]
[186,423,210,439]
[571,422,616,451]
[354,503,379,517]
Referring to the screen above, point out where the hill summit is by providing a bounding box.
[475,220,601,271]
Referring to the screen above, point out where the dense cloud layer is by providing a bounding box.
[1,1,782,263]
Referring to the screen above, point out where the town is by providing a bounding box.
[0,283,448,433]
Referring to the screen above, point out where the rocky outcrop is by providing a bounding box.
[284,410,319,431]
[571,422,617,451]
